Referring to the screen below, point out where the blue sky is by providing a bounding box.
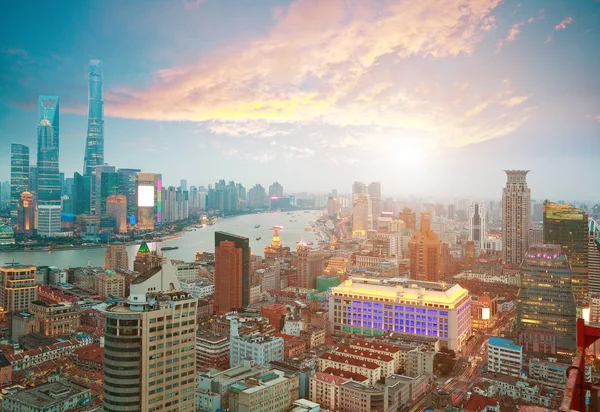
[1,0,599,200]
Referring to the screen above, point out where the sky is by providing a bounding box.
[1,0,599,201]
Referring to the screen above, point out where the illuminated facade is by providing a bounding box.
[517,244,577,355]
[10,143,29,222]
[471,294,498,330]
[136,172,162,230]
[214,232,250,314]
[117,168,140,220]
[106,194,127,233]
[328,277,471,351]
[83,60,104,177]
[264,227,289,259]
[16,191,36,236]
[543,201,589,301]
[502,170,530,265]
[409,213,441,282]
[0,265,38,313]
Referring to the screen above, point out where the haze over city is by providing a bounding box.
[1,0,599,199]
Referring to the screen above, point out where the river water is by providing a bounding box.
[0,210,322,270]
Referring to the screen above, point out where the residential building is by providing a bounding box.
[104,243,129,271]
[528,357,569,385]
[517,244,577,355]
[543,201,589,301]
[318,352,381,385]
[352,192,370,238]
[409,212,441,281]
[269,181,284,198]
[296,243,324,289]
[333,345,395,377]
[350,339,403,373]
[338,381,387,412]
[29,300,81,336]
[101,257,197,412]
[0,264,37,313]
[10,143,29,222]
[70,344,104,372]
[329,277,471,351]
[180,280,214,299]
[1,378,92,412]
[228,369,299,412]
[405,347,435,377]
[487,336,523,378]
[214,232,250,314]
[229,319,284,367]
[94,272,126,299]
[502,170,531,265]
[399,208,416,231]
[196,330,230,370]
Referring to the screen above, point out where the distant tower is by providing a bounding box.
[502,170,531,265]
[296,242,324,289]
[37,108,61,237]
[104,243,129,272]
[409,212,441,281]
[84,60,104,177]
[352,192,370,238]
[17,191,36,236]
[10,143,29,222]
[268,181,283,198]
[469,201,486,247]
[368,182,382,220]
[106,194,128,233]
[133,241,160,273]
[399,208,416,231]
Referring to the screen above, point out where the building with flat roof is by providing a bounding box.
[339,381,387,412]
[0,264,38,313]
[1,377,91,412]
[229,319,284,368]
[28,300,81,337]
[488,336,523,378]
[215,231,250,314]
[329,277,471,350]
[228,369,299,412]
[318,352,381,385]
[334,345,395,377]
[196,330,230,371]
[94,272,125,300]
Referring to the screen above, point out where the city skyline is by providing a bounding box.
[1,0,599,199]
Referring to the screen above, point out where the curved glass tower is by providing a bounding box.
[84,60,104,177]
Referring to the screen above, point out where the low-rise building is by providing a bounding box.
[196,388,221,412]
[339,381,387,412]
[1,377,92,412]
[228,369,299,412]
[309,369,368,411]
[334,345,395,377]
[318,352,381,385]
[196,330,230,371]
[350,339,403,373]
[481,375,563,409]
[6,339,83,371]
[94,271,125,299]
[528,357,569,386]
[0,353,12,386]
[230,319,284,367]
[300,326,325,349]
[180,280,214,299]
[28,300,81,337]
[70,344,104,372]
[405,347,434,377]
[487,336,523,377]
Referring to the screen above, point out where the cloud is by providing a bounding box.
[182,0,206,10]
[496,15,537,51]
[102,0,533,156]
[555,17,573,31]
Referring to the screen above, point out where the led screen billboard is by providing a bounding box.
[138,185,155,207]
[482,307,490,320]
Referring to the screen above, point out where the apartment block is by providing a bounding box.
[488,336,523,378]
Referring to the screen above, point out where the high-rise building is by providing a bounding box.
[249,184,267,209]
[94,272,125,300]
[10,143,29,222]
[269,182,284,198]
[352,181,366,201]
[543,201,589,301]
[180,179,187,191]
[37,205,61,237]
[37,113,61,206]
[469,201,486,247]
[136,173,162,230]
[589,219,600,295]
[214,232,250,314]
[0,264,38,313]
[100,171,119,215]
[93,164,115,215]
[16,192,36,236]
[517,244,576,355]
[368,182,382,220]
[189,185,198,208]
[83,60,104,177]
[352,192,370,238]
[502,170,531,265]
[118,168,140,220]
[73,172,92,215]
[399,208,416,231]
[29,165,38,196]
[39,95,59,142]
[104,243,129,271]
[296,242,324,289]
[106,194,127,233]
[328,277,472,351]
[102,257,197,412]
[409,213,441,282]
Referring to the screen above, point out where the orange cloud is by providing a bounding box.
[103,0,533,149]
[555,16,573,31]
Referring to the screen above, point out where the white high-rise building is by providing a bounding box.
[469,201,486,247]
[37,205,61,237]
[502,170,531,265]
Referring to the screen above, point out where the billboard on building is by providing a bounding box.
[138,185,154,207]
[482,307,490,320]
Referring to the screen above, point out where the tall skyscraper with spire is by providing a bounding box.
[84,60,104,177]
[502,170,531,265]
[37,100,61,237]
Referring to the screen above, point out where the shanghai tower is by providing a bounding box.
[84,60,104,176]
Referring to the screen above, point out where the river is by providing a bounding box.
[0,210,322,270]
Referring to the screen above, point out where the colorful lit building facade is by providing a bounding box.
[136,172,162,230]
[328,277,471,351]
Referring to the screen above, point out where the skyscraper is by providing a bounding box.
[214,232,250,314]
[409,212,441,282]
[39,95,59,141]
[104,243,129,271]
[543,201,589,301]
[352,181,366,201]
[399,208,416,231]
[16,192,36,236]
[83,60,104,177]
[469,201,486,247]
[106,194,127,233]
[37,104,61,237]
[502,170,531,265]
[351,192,370,238]
[100,171,119,215]
[517,244,576,355]
[368,181,382,220]
[102,257,197,412]
[248,184,267,208]
[73,172,92,215]
[93,164,115,215]
[589,219,600,295]
[296,242,324,289]
[117,168,140,220]
[136,173,162,230]
[29,165,38,196]
[269,181,283,198]
[10,143,29,222]
[180,179,187,191]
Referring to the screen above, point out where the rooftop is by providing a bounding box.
[350,339,401,354]
[488,336,522,351]
[320,352,380,370]
[462,393,499,411]
[2,379,89,408]
[322,367,369,382]
[335,345,394,362]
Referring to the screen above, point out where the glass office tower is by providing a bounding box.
[84,60,104,177]
[10,143,29,221]
[517,244,577,355]
[37,116,60,206]
[100,171,119,215]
